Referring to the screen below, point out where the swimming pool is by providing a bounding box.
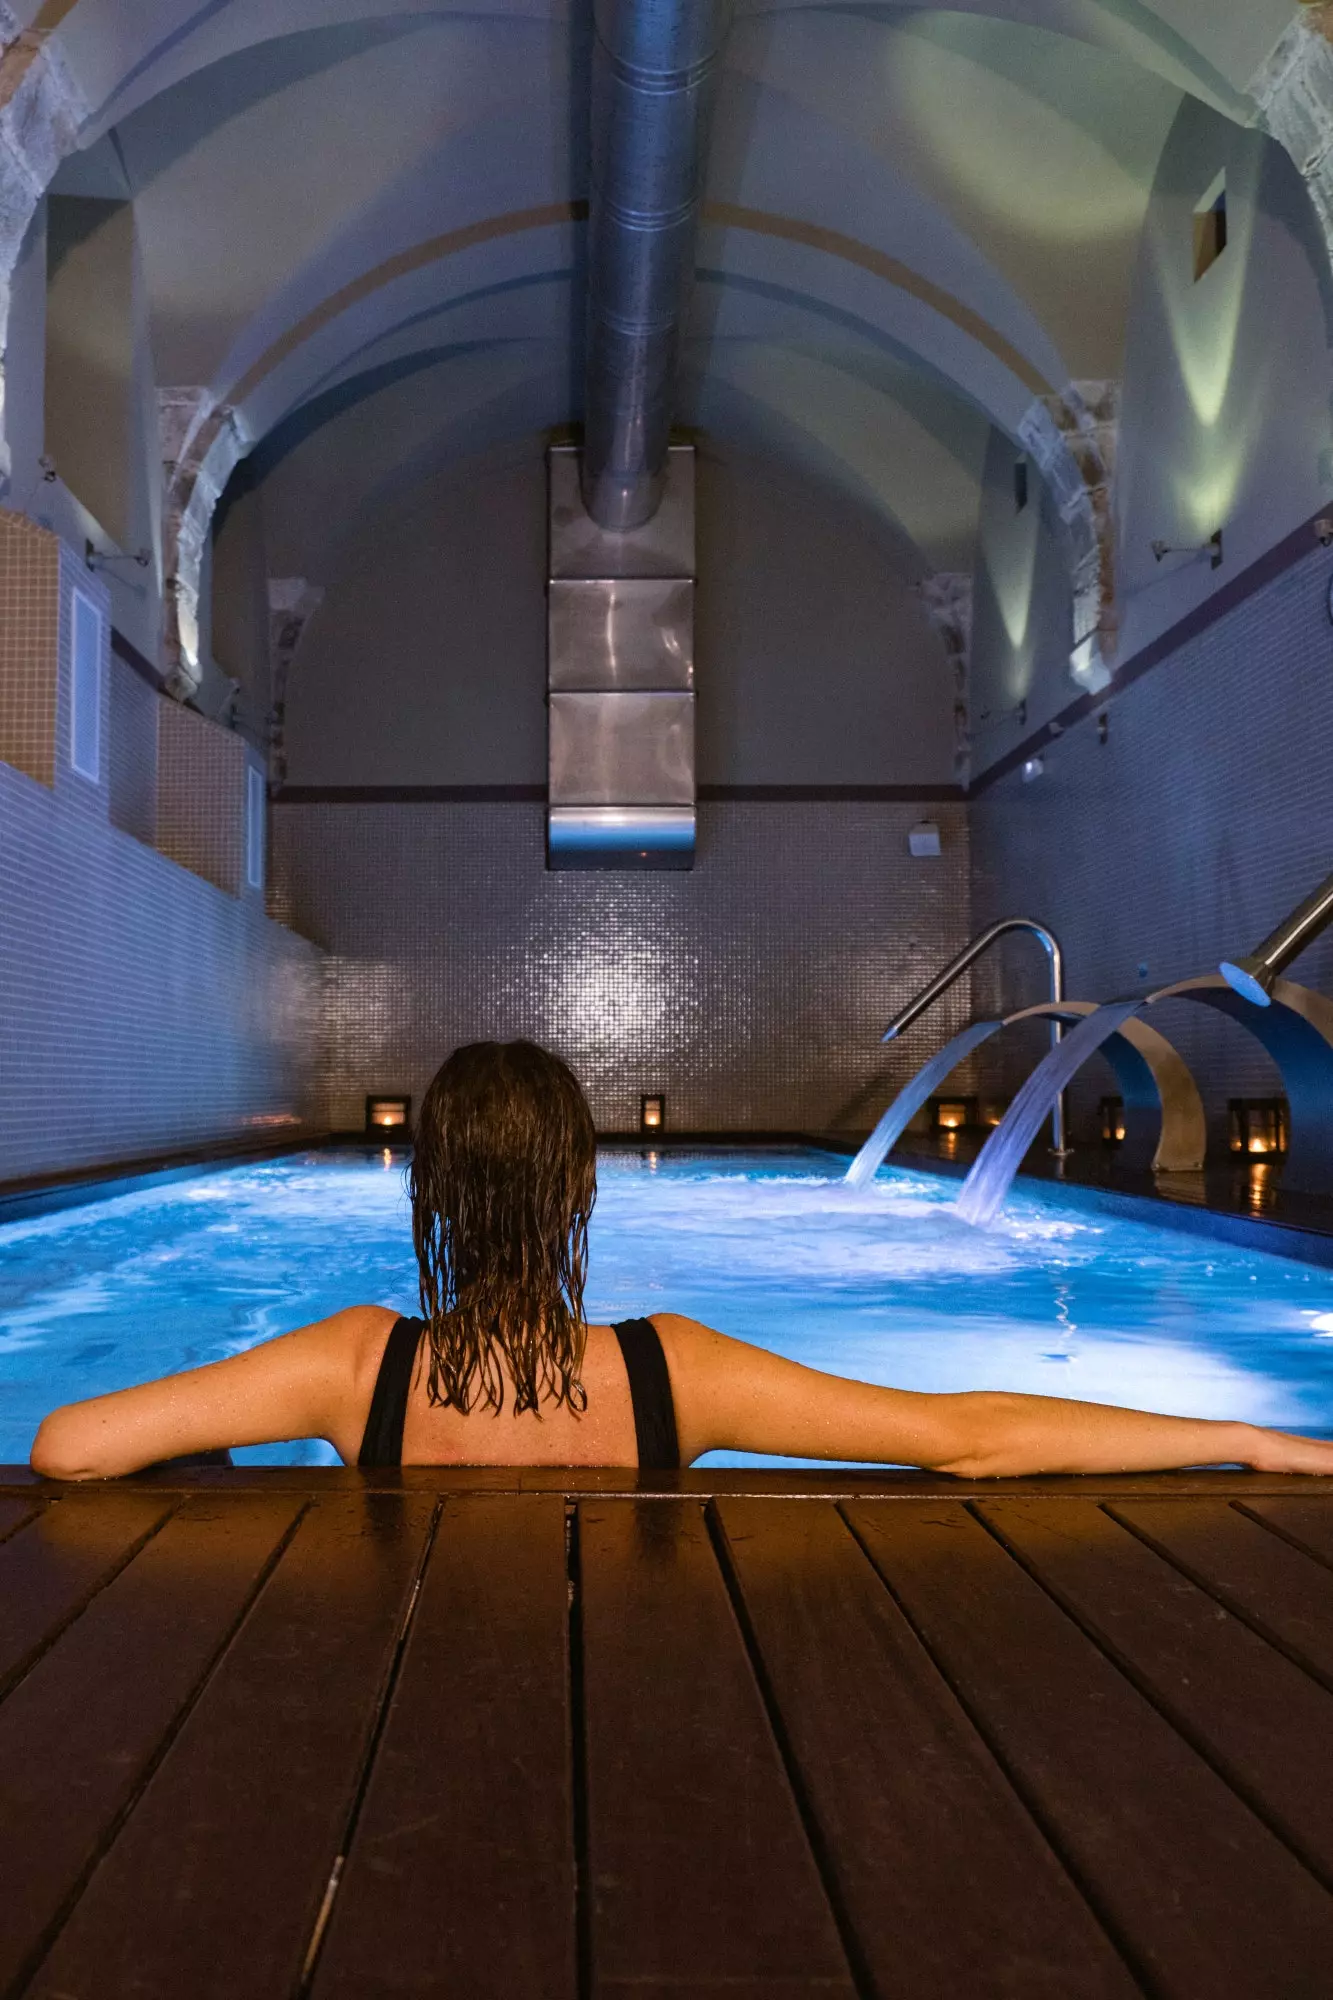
[2,1147,1333,1467]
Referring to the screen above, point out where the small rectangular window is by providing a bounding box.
[1013,455,1029,513]
[1193,173,1227,281]
[246,763,265,890]
[70,588,103,782]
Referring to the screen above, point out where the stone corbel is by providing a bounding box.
[160,388,250,702]
[917,571,972,782]
[1018,380,1119,696]
[1250,6,1333,245]
[267,578,324,788]
[0,9,88,490]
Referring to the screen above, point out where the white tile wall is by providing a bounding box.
[971,543,1333,1146]
[0,531,322,1182]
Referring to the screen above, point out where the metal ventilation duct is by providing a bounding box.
[548,444,695,868]
[581,0,733,531]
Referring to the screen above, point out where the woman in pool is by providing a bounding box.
[30,1039,1333,1481]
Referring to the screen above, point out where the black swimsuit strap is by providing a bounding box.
[613,1317,681,1470]
[357,1315,424,1468]
[357,1313,679,1470]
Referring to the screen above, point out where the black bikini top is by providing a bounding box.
[356,1315,681,1470]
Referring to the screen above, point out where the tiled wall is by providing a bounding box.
[156,699,254,897]
[0,511,61,787]
[970,542,1333,1148]
[270,801,972,1133]
[107,655,158,845]
[0,521,323,1182]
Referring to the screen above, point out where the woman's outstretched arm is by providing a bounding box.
[655,1314,1333,1476]
[29,1307,396,1479]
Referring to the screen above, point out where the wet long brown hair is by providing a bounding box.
[409,1040,596,1415]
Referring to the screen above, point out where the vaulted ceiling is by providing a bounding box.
[30,0,1302,578]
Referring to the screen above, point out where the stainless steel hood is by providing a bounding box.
[548,442,695,868]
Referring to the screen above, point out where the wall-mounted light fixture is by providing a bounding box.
[85,540,151,574]
[1228,1098,1288,1158]
[1022,756,1044,784]
[908,821,941,858]
[640,1093,665,1133]
[1099,1096,1126,1145]
[1151,530,1223,571]
[366,1095,411,1135]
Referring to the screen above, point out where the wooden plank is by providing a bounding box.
[0,1487,178,1695]
[715,1499,1135,1998]
[312,1496,576,2000]
[1113,1499,1333,1688]
[0,1494,38,1543]
[846,1499,1333,2000]
[27,1494,434,2000]
[579,1498,854,1999]
[982,1498,1333,1883]
[0,1493,303,1994]
[11,1465,1333,1499]
[1241,1497,1333,1570]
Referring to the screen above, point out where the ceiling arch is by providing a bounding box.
[3,0,1313,661]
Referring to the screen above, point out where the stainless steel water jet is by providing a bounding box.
[1220,870,1333,1007]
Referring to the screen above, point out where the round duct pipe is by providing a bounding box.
[581,0,733,531]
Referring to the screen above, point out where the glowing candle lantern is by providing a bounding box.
[1227,1099,1288,1157]
[931,1097,976,1133]
[1099,1096,1126,1145]
[641,1094,665,1133]
[366,1095,411,1135]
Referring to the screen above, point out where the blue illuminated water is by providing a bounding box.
[2,1147,1333,1467]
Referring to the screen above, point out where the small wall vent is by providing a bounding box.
[69,587,103,783]
[1193,173,1227,281]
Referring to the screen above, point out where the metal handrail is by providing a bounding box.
[882,918,1069,1154]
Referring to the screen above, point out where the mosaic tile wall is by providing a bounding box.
[269,801,972,1133]
[0,509,60,787]
[970,541,1333,1150]
[107,655,158,846]
[0,527,323,1182]
[156,699,251,898]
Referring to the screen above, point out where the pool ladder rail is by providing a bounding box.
[856,869,1333,1216]
[877,919,1069,1158]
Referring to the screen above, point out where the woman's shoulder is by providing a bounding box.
[645,1311,735,1368]
[332,1303,406,1386]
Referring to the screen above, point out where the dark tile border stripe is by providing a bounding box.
[111,627,166,693]
[971,505,1333,794]
[273,785,548,803]
[273,784,964,804]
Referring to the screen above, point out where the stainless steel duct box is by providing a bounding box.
[547,446,695,870]
[548,579,694,691]
[549,445,694,579]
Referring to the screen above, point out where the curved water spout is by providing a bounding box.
[1149,974,1333,1195]
[844,1021,1001,1188]
[956,999,1143,1227]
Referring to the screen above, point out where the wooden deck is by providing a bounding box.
[4,1468,1333,1997]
